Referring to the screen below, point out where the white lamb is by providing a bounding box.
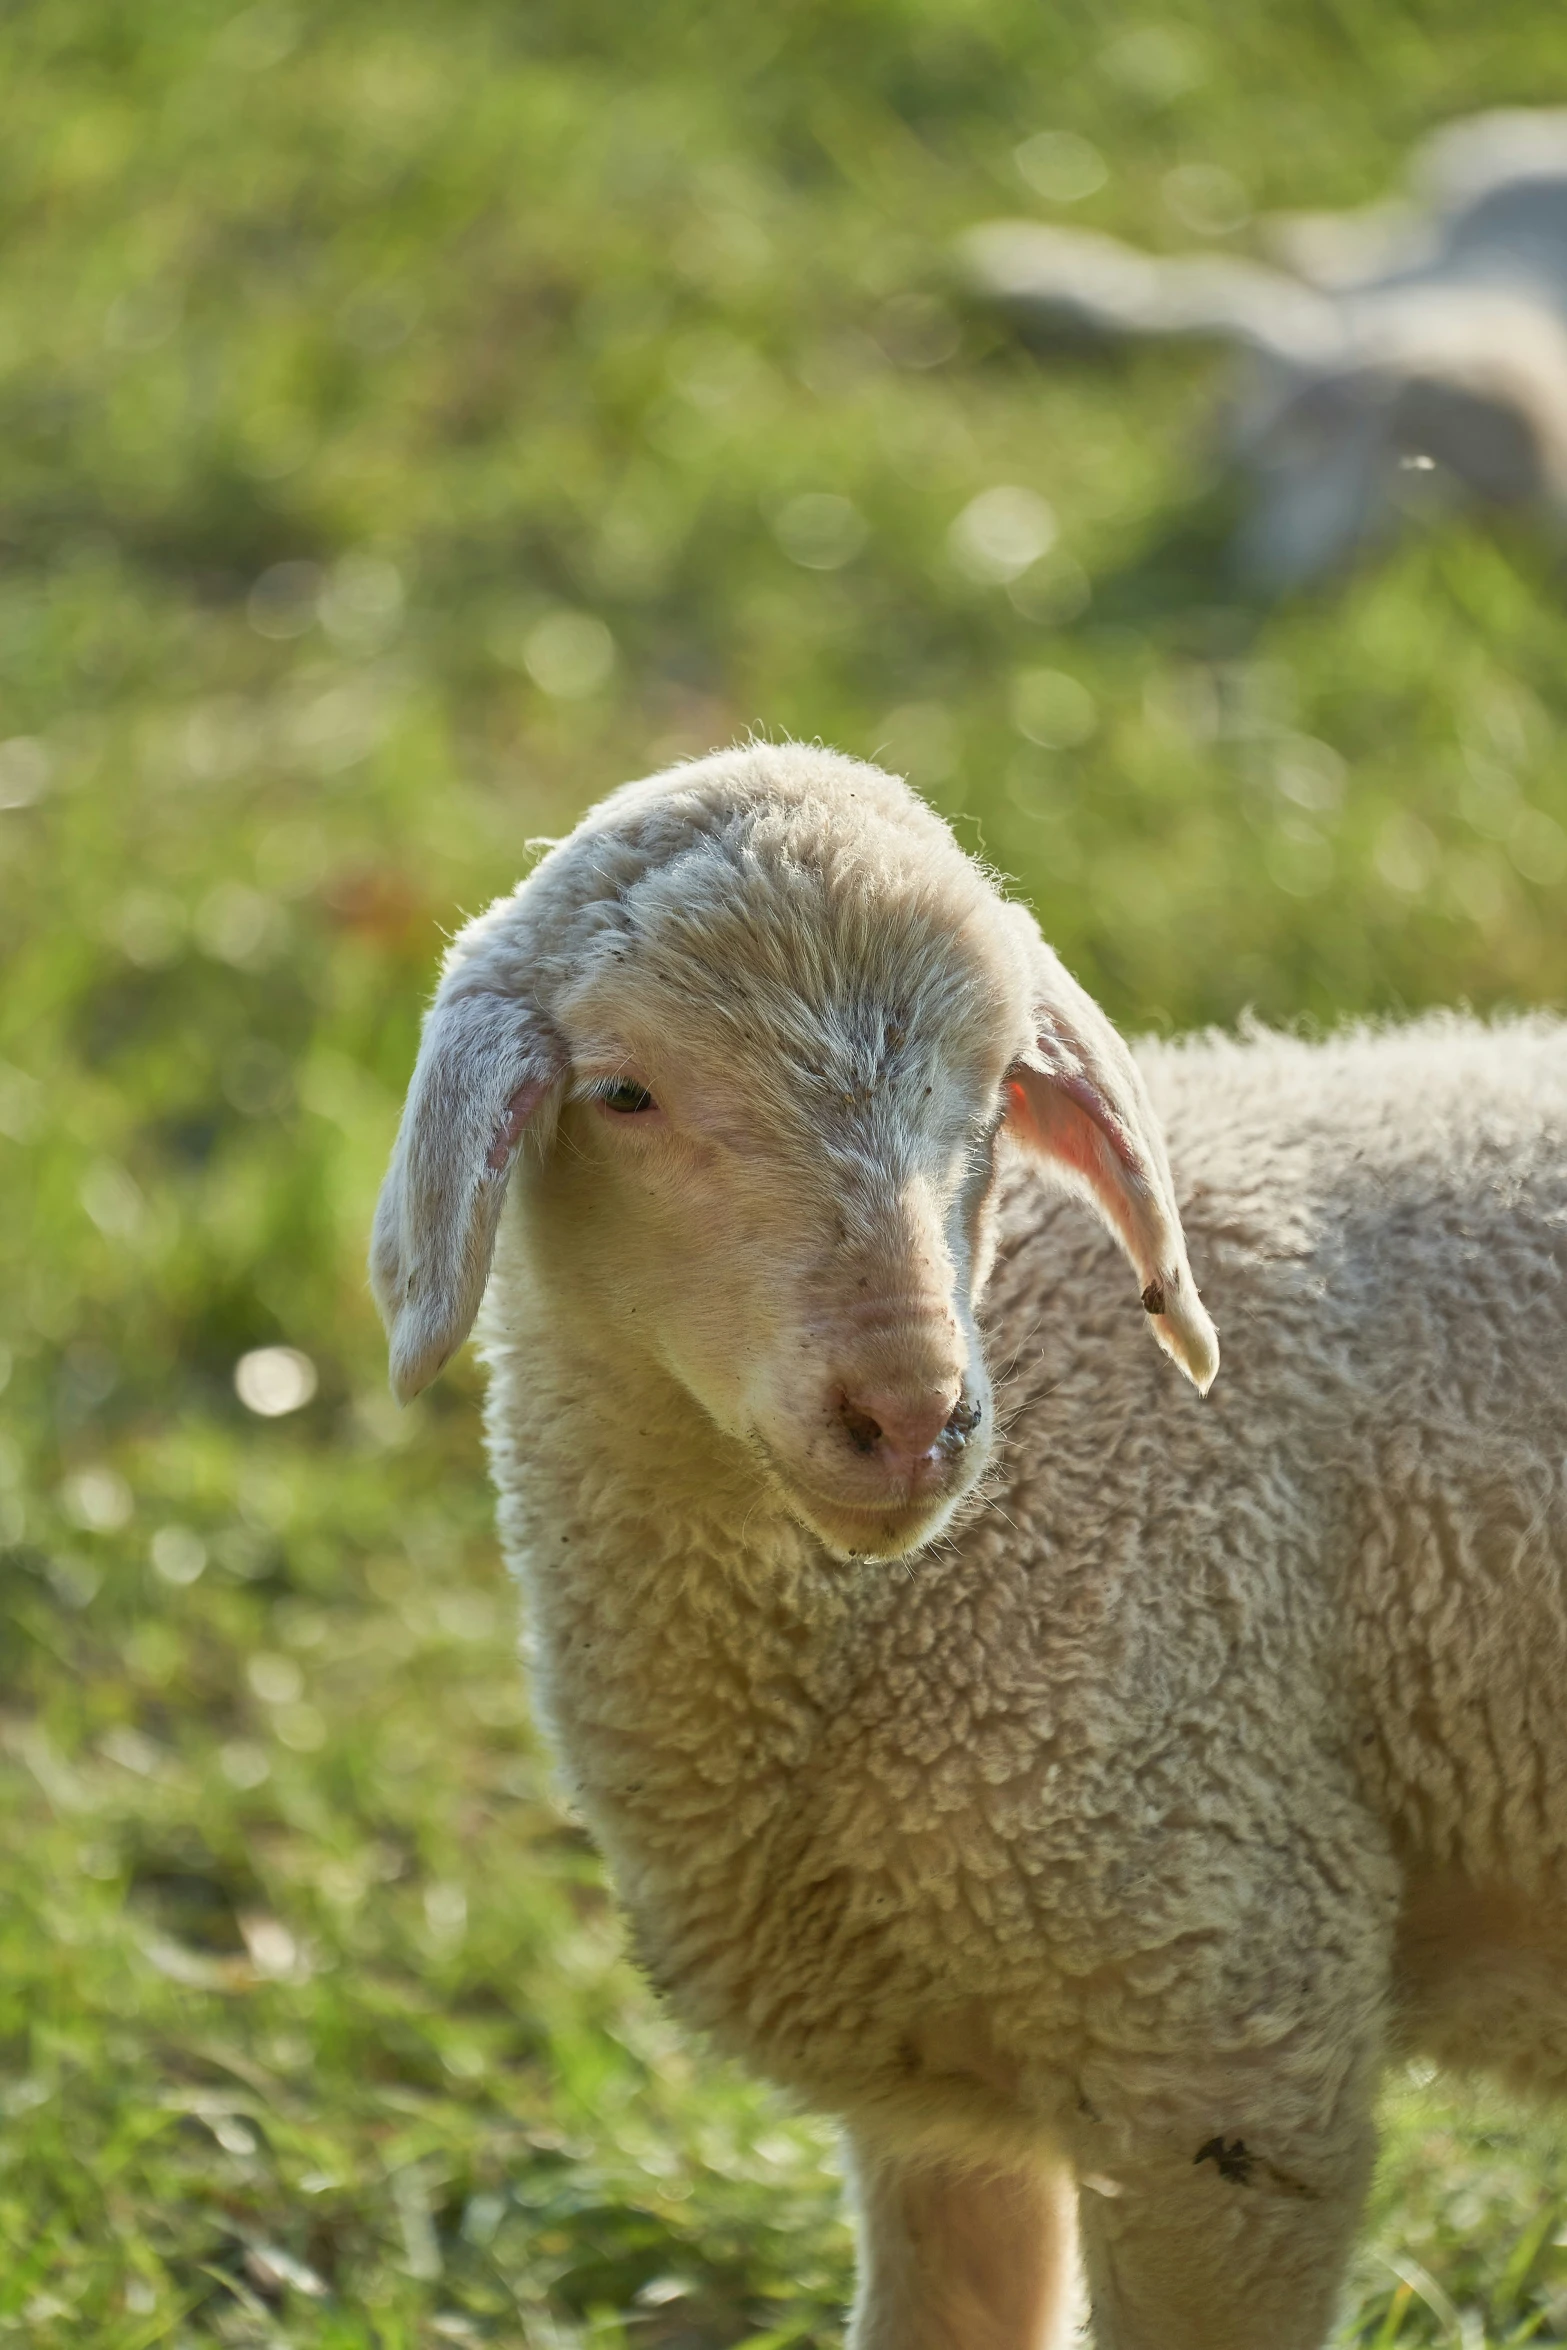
[965,108,1567,584]
[372,741,1567,2349]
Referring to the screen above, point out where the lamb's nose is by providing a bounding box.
[837,1385,972,1474]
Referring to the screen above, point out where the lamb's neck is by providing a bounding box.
[492,1335,830,1602]
[484,1336,862,1875]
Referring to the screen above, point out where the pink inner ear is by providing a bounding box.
[1007,1070,1144,1194]
[1004,1060,1164,1295]
[1005,1052,1219,1393]
[486,1077,550,1171]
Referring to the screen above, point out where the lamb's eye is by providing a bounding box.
[600,1079,657,1116]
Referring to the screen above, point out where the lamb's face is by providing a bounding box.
[517,880,1026,1562]
[370,748,1218,1565]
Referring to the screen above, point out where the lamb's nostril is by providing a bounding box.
[839,1399,886,1455]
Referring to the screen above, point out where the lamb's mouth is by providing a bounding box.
[755,1452,977,1564]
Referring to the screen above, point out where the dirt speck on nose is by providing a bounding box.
[942,1398,982,1450]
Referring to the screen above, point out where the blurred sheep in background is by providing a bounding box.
[965,110,1567,585]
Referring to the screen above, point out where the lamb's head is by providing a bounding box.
[371,744,1217,1562]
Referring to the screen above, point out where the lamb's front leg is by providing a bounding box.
[1072,2055,1379,2350]
[846,2138,1079,2350]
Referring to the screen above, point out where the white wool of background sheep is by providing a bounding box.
[966,107,1567,585]
[375,744,1567,2350]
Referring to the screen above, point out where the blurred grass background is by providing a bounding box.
[8,0,1567,2341]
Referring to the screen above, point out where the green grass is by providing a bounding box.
[7,0,1567,2338]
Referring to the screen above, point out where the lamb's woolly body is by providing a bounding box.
[379,745,1567,2348]
[487,1015,1567,2082]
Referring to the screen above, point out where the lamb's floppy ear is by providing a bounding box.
[1003,940,1219,1394]
[370,981,564,1403]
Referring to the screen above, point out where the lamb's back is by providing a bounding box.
[981,1015,1567,1890]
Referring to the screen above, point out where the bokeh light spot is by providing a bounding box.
[950,488,1056,585]
[522,611,618,698]
[771,493,868,571]
[1014,131,1108,205]
[234,1347,318,1417]
[59,1466,133,1533]
[1012,668,1098,750]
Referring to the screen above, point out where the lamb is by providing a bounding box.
[964,108,1567,584]
[371,739,1567,2349]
